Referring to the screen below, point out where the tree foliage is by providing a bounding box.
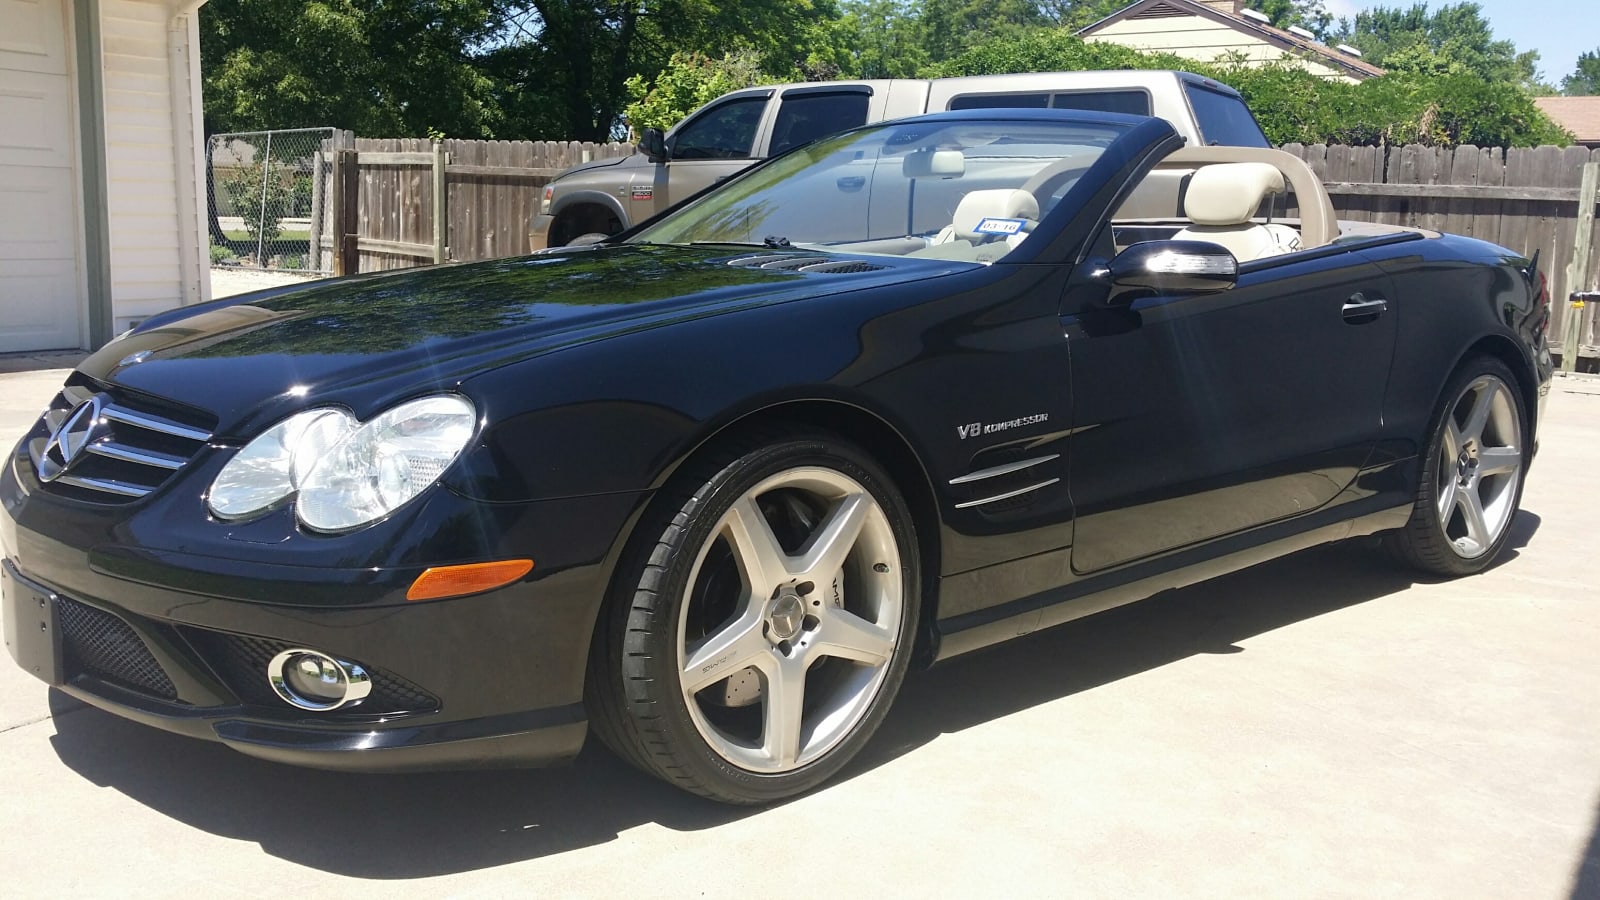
[932,31,1569,148]
[622,52,778,135]
[1328,3,1539,88]
[1243,0,1332,39]
[200,0,503,137]
[200,0,1570,149]
[1563,49,1600,96]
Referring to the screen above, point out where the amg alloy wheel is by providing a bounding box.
[1390,357,1527,576]
[587,431,919,804]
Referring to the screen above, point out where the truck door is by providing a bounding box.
[663,94,772,206]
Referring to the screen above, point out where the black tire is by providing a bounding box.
[1387,355,1528,577]
[586,429,920,804]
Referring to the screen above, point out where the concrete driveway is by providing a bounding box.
[1,365,1596,898]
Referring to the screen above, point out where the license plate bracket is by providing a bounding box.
[2,560,65,685]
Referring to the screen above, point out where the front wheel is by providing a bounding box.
[1388,356,1527,576]
[587,431,920,804]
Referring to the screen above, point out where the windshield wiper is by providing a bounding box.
[684,238,800,250]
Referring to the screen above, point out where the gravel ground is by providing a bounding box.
[210,267,319,298]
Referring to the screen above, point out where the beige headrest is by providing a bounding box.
[904,149,966,178]
[1184,163,1285,227]
[953,189,1040,242]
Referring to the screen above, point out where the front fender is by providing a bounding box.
[548,190,630,230]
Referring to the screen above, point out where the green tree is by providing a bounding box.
[200,0,504,137]
[1243,0,1333,39]
[1562,49,1600,95]
[221,158,294,243]
[824,0,928,79]
[1329,3,1539,87]
[622,51,778,135]
[484,1,841,141]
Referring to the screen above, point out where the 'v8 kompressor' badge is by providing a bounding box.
[37,395,107,482]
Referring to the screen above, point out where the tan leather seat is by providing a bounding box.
[926,189,1040,248]
[1172,163,1301,260]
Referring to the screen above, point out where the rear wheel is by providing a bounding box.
[587,431,919,804]
[1388,357,1527,576]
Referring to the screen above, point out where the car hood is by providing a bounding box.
[554,152,646,179]
[79,245,967,438]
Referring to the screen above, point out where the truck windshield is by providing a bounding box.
[632,118,1128,263]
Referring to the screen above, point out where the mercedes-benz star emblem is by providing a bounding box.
[117,350,152,367]
[37,395,107,483]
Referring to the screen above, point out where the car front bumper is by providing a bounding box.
[528,214,555,253]
[1,457,646,773]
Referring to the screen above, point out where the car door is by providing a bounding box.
[1065,247,1398,574]
[663,94,773,206]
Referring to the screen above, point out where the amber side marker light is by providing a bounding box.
[406,559,534,602]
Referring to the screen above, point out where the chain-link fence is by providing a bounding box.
[206,128,337,274]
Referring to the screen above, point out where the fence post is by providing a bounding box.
[1562,161,1599,374]
[332,148,360,276]
[432,141,448,265]
[255,131,273,266]
[308,141,325,273]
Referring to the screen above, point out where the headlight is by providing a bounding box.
[208,409,355,520]
[295,395,477,532]
[205,394,475,532]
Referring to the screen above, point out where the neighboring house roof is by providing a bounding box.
[1534,96,1600,146]
[1079,0,1386,82]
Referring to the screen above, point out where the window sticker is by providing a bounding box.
[975,217,1027,235]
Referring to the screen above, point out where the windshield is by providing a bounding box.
[632,118,1128,264]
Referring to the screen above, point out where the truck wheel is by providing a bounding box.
[551,206,622,247]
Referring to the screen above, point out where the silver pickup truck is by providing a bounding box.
[528,69,1269,250]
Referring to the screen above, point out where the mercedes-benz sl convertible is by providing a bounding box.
[2,110,1552,804]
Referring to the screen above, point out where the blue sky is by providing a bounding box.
[1325,0,1593,85]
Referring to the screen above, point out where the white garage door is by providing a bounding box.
[0,0,82,352]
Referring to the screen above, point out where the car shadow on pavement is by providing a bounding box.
[848,509,1540,779]
[45,511,1539,878]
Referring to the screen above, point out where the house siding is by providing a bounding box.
[1086,15,1359,83]
[98,0,205,330]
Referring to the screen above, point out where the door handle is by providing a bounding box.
[1342,292,1388,322]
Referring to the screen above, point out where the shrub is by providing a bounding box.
[222,157,294,242]
[927,32,1572,148]
[209,243,235,265]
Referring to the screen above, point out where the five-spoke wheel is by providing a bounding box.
[588,432,918,804]
[1390,356,1527,575]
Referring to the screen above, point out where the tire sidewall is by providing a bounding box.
[621,434,920,803]
[1412,357,1528,574]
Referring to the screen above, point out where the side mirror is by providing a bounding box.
[1106,240,1238,297]
[639,127,668,163]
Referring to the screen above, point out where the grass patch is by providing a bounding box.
[222,230,311,243]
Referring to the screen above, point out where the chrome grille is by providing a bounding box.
[25,379,215,503]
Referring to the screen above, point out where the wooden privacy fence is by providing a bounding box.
[318,134,1600,369]
[315,132,634,274]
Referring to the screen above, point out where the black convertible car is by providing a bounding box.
[2,110,1552,804]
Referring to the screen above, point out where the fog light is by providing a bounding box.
[267,649,373,711]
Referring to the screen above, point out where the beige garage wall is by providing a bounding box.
[100,0,208,333]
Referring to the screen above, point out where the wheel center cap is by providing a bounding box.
[769,593,804,642]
